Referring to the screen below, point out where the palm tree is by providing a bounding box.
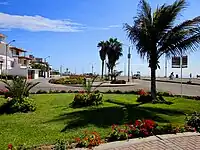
[124,0,200,101]
[107,38,123,76]
[98,41,108,79]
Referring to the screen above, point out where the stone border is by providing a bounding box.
[93,132,200,150]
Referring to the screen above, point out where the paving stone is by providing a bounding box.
[94,134,200,150]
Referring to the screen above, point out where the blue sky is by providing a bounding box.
[0,0,199,77]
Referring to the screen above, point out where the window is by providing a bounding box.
[24,59,27,65]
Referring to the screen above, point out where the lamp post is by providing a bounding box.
[44,56,50,78]
[123,44,133,82]
[6,40,15,74]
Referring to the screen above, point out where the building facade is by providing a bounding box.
[0,33,49,79]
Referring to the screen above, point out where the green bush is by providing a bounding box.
[70,92,103,108]
[185,112,200,132]
[0,97,36,114]
[1,76,40,99]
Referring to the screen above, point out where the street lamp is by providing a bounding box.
[123,44,133,82]
[44,56,50,78]
[6,40,15,74]
[44,56,50,62]
[89,63,95,75]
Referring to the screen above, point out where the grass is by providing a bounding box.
[0,93,200,149]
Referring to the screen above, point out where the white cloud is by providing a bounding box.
[108,25,121,28]
[0,2,9,5]
[0,13,84,32]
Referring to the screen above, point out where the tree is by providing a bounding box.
[97,41,108,79]
[124,0,200,101]
[31,62,50,77]
[106,38,123,78]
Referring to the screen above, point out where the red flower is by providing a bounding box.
[135,120,142,127]
[138,89,147,96]
[8,144,13,149]
[79,90,85,94]
[128,134,133,138]
[112,124,117,130]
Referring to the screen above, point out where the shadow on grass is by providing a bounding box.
[47,100,184,132]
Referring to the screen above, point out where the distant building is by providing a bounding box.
[0,33,51,79]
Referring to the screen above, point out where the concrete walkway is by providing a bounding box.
[92,132,200,150]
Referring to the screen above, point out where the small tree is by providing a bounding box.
[2,76,40,100]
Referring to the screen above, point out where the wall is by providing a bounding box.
[34,70,39,79]
[7,68,28,77]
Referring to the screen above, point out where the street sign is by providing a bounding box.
[172,57,180,68]
[182,56,188,68]
[172,56,188,68]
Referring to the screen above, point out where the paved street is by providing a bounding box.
[94,133,200,150]
[0,77,200,96]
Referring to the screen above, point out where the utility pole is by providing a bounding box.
[127,46,131,82]
[92,64,94,75]
[165,54,167,78]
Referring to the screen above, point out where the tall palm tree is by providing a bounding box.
[124,0,200,101]
[107,38,123,76]
[98,41,108,79]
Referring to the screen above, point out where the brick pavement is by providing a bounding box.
[94,133,200,150]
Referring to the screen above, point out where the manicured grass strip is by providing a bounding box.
[0,94,199,149]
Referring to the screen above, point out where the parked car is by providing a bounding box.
[132,72,141,79]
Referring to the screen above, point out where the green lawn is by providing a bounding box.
[0,93,200,149]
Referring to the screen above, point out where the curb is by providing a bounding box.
[60,83,137,88]
[92,132,200,150]
[142,79,200,86]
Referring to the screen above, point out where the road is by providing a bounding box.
[0,78,200,96]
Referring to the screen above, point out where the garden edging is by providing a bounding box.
[91,132,200,150]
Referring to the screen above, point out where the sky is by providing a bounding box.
[0,0,199,77]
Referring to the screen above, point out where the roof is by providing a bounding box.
[10,46,27,52]
[0,33,6,38]
[18,56,32,60]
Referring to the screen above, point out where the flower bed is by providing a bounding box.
[8,119,197,149]
[49,76,84,85]
[107,119,196,142]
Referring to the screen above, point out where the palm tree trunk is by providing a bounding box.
[151,67,157,101]
[101,61,104,79]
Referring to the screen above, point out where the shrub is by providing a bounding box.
[60,90,67,93]
[49,76,84,85]
[75,131,103,148]
[107,120,196,142]
[1,76,40,99]
[71,92,103,108]
[185,112,200,132]
[107,119,157,142]
[0,97,36,114]
[110,80,126,84]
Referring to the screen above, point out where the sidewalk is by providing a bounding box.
[92,132,200,150]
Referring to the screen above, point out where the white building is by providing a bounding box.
[0,34,42,79]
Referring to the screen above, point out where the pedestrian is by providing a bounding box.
[189,73,192,82]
